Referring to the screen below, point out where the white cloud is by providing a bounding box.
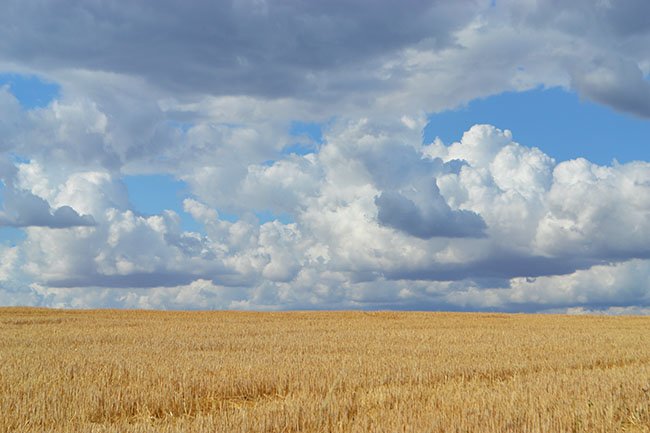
[1,116,648,312]
[535,158,650,258]
[0,246,18,281]
[446,259,650,312]
[0,159,95,229]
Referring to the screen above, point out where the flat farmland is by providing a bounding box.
[1,308,650,433]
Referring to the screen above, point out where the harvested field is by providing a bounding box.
[1,308,650,432]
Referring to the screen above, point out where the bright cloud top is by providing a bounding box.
[0,0,649,312]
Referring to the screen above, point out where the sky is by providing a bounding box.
[0,0,649,313]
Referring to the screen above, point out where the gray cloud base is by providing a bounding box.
[375,189,487,239]
[0,189,95,229]
[0,0,474,99]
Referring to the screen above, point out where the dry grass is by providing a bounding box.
[1,308,650,433]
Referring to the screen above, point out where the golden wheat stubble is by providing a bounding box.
[1,309,649,433]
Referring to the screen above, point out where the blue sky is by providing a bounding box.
[0,0,649,312]
[0,73,60,109]
[424,87,650,165]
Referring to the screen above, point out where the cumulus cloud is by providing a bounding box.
[0,160,95,228]
[2,110,649,312]
[536,158,650,259]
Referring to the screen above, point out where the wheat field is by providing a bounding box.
[1,308,650,433]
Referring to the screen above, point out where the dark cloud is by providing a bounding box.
[510,0,650,37]
[0,189,95,228]
[502,0,650,118]
[42,263,261,290]
[375,188,486,239]
[0,0,478,98]
[384,252,600,282]
[45,272,199,289]
[600,0,650,36]
[570,56,650,118]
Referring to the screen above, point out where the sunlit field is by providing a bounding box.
[2,308,650,433]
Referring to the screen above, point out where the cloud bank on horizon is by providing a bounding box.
[0,0,649,313]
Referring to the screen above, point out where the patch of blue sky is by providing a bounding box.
[0,227,26,247]
[0,73,60,109]
[283,121,324,156]
[9,154,30,164]
[255,210,294,225]
[123,174,203,233]
[424,87,650,165]
[216,210,239,223]
[124,174,294,227]
[165,119,194,134]
[290,121,323,144]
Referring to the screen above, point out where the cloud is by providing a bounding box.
[2,0,649,121]
[0,0,478,99]
[570,56,650,118]
[535,158,650,259]
[0,246,18,281]
[2,115,649,312]
[445,259,650,312]
[375,188,487,239]
[0,188,95,229]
